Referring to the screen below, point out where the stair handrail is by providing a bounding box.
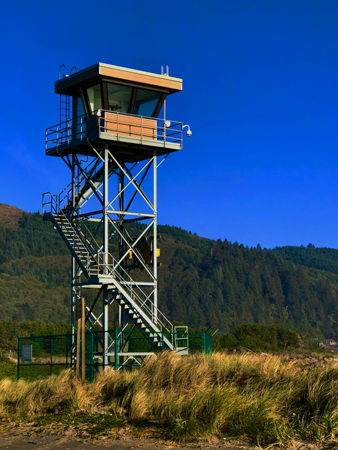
[76,218,100,251]
[73,218,103,267]
[93,250,173,335]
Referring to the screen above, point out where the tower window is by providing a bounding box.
[133,89,161,117]
[86,84,102,113]
[107,83,132,113]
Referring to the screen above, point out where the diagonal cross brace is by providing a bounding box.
[108,152,154,211]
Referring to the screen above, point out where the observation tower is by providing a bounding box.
[42,63,190,369]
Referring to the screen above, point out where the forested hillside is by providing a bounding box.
[1,204,338,342]
[271,244,338,274]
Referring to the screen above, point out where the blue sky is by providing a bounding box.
[1,0,338,248]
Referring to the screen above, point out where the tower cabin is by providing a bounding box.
[46,63,183,162]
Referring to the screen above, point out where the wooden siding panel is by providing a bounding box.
[105,113,157,140]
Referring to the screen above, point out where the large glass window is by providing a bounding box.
[107,83,133,113]
[133,89,161,117]
[86,84,102,113]
[75,97,86,138]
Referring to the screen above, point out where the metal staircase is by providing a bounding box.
[43,191,174,351]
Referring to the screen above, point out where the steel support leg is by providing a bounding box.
[153,156,158,324]
[102,145,109,369]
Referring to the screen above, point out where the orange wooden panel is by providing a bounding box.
[100,66,182,92]
[105,113,157,140]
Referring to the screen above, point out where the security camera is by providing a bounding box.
[183,124,192,137]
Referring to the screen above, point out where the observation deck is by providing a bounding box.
[46,62,183,162]
[45,111,183,162]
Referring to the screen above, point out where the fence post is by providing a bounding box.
[17,337,20,380]
[81,297,85,382]
[91,332,94,382]
[76,318,81,378]
[115,328,118,370]
[66,336,68,367]
[50,336,53,375]
[202,333,205,353]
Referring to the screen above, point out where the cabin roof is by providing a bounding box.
[55,63,183,96]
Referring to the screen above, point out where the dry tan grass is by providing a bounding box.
[2,351,338,443]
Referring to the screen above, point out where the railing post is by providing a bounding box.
[68,119,70,144]
[116,113,119,139]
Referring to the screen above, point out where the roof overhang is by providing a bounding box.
[55,63,182,96]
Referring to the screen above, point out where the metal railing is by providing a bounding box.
[42,192,58,215]
[45,111,183,151]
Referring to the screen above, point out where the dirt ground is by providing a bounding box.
[0,422,337,450]
[0,432,248,450]
[0,424,251,450]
